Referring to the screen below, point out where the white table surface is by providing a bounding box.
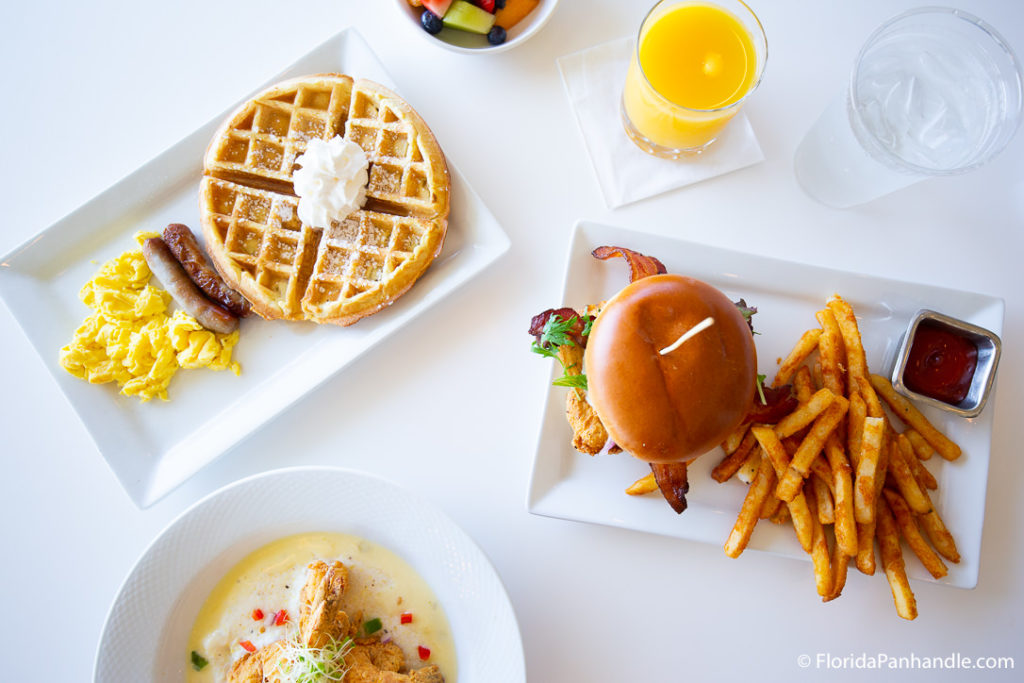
[2,1,1022,681]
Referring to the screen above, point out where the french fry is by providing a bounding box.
[827,295,883,416]
[874,431,892,500]
[760,489,784,520]
[827,295,868,382]
[775,388,837,439]
[904,428,936,460]
[786,490,815,554]
[625,472,658,496]
[770,503,791,525]
[856,520,876,575]
[853,416,885,523]
[803,484,832,597]
[869,374,962,461]
[773,329,823,388]
[722,423,750,455]
[736,446,762,484]
[860,430,892,573]
[861,380,886,419]
[889,434,933,514]
[883,490,948,579]
[877,497,918,620]
[825,434,858,557]
[751,425,814,552]
[919,509,961,564]
[793,365,814,402]
[815,308,847,397]
[810,455,835,496]
[812,473,835,525]
[811,359,824,392]
[824,541,850,602]
[724,455,777,558]
[902,438,938,490]
[847,391,867,467]
[777,396,849,502]
[712,428,758,483]
[857,428,892,574]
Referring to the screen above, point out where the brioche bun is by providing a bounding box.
[584,274,757,463]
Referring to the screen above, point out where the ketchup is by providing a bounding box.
[903,322,977,405]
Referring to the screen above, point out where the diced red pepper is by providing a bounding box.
[400,612,414,624]
[239,640,257,653]
[418,645,431,661]
[252,608,264,621]
[273,609,290,626]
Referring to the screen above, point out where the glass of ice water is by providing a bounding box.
[794,7,1023,208]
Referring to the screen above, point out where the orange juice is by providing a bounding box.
[622,1,764,155]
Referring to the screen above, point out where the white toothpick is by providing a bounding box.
[659,316,715,355]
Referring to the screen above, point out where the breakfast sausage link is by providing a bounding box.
[142,237,239,335]
[162,223,251,318]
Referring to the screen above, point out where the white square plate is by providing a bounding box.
[0,28,509,508]
[527,220,1002,589]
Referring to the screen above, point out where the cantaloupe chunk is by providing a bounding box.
[494,0,540,30]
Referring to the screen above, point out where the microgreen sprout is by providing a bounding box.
[734,299,759,335]
[275,635,353,683]
[531,314,591,391]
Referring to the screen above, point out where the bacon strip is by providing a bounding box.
[528,307,592,348]
[651,462,689,514]
[746,383,799,424]
[592,245,667,282]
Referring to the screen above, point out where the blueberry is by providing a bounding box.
[495,0,507,8]
[487,25,507,45]
[421,10,443,35]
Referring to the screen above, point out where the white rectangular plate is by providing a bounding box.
[527,220,1002,589]
[0,28,509,508]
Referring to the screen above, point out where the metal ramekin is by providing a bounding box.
[891,309,1001,418]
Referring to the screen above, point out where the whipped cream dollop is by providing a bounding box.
[293,136,369,228]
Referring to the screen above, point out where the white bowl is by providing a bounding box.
[393,0,559,54]
[94,467,524,682]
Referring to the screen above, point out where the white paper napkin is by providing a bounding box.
[557,36,765,208]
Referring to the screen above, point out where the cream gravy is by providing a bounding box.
[186,532,456,682]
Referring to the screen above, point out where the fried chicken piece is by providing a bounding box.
[357,639,406,672]
[299,560,353,648]
[409,665,445,683]
[377,672,441,683]
[566,391,608,454]
[226,650,263,683]
[344,639,406,683]
[558,344,609,455]
[351,662,444,683]
[261,641,293,683]
[227,641,288,683]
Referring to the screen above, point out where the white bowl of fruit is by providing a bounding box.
[396,0,557,53]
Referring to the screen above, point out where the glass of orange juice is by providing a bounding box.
[622,0,767,158]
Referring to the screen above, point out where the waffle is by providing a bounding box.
[200,74,449,325]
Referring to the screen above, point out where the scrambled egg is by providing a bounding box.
[59,242,241,401]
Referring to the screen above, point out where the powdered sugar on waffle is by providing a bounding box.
[293,136,369,228]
